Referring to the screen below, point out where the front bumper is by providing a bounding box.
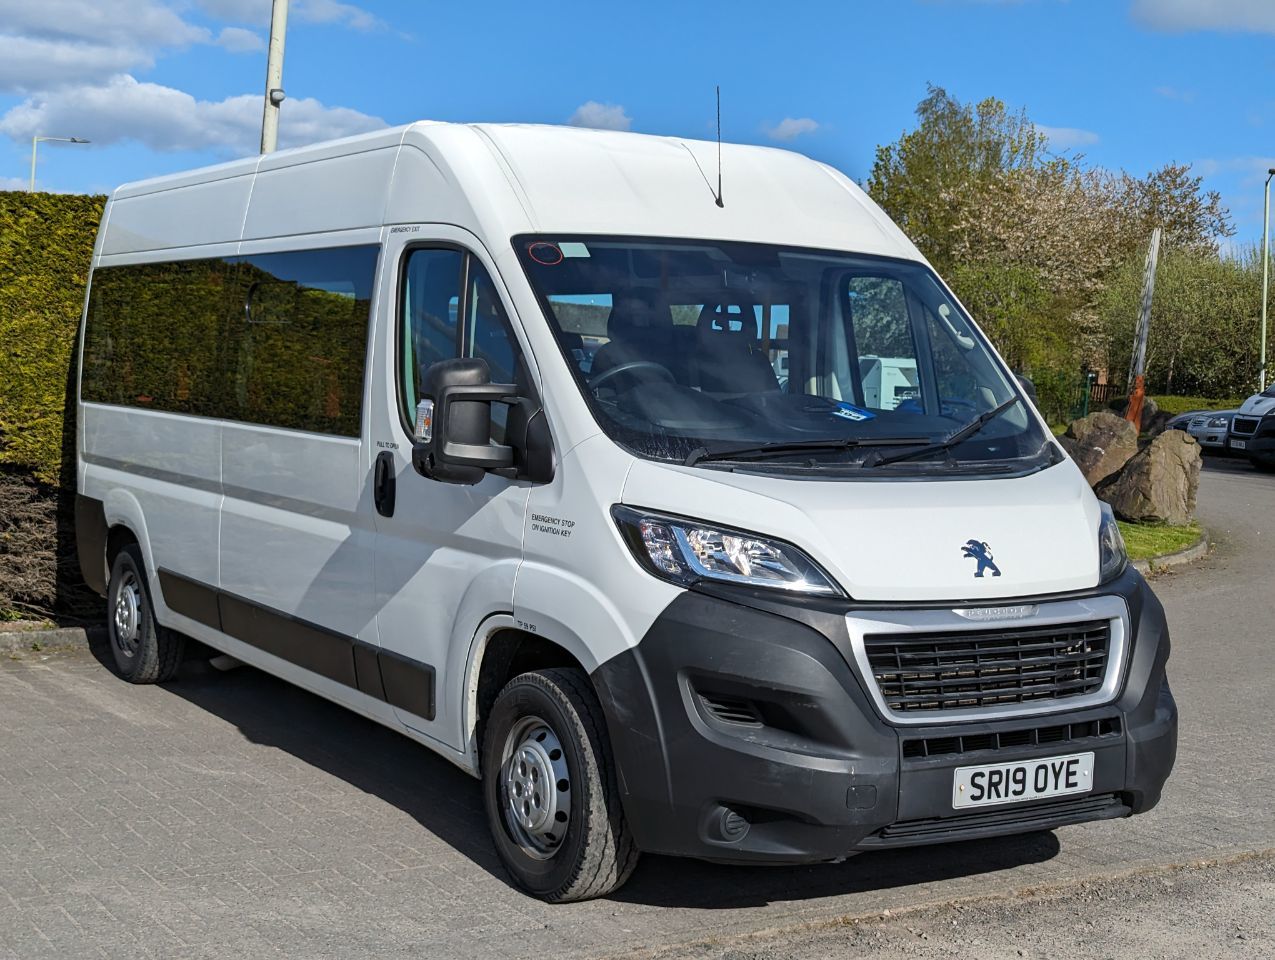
[591,566,1177,863]
[1240,419,1275,463]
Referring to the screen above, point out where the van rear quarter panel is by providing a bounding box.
[80,404,222,595]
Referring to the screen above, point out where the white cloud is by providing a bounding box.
[0,74,386,155]
[295,0,383,30]
[1036,124,1100,148]
[0,0,208,49]
[199,0,383,30]
[0,34,154,92]
[1131,0,1275,34]
[1,175,29,191]
[216,26,265,53]
[764,117,820,141]
[567,101,632,131]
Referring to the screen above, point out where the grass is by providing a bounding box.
[1118,520,1202,562]
[1148,395,1245,416]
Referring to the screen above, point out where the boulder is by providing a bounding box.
[1097,429,1202,525]
[1064,411,1139,487]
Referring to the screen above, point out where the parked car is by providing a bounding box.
[1229,385,1275,471]
[1165,410,1206,433]
[1187,410,1237,452]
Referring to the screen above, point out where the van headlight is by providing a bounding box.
[612,506,843,596]
[1098,503,1128,583]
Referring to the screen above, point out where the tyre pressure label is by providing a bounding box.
[530,513,575,539]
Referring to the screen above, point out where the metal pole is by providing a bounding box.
[1262,170,1274,392]
[29,136,37,191]
[1126,226,1162,431]
[260,0,290,154]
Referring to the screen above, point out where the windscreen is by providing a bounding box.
[516,236,1052,475]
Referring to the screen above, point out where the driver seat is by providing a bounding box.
[590,292,678,383]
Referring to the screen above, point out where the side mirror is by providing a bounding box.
[1015,374,1038,404]
[412,358,555,485]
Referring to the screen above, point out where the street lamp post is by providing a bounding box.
[1263,169,1275,392]
[260,0,290,154]
[29,136,90,192]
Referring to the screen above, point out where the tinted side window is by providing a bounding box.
[230,246,379,435]
[82,257,235,416]
[81,245,379,437]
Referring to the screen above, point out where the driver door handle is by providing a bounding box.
[374,450,396,518]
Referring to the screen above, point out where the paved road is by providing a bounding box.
[1,457,1272,960]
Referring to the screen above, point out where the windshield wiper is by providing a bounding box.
[683,436,930,467]
[861,397,1023,469]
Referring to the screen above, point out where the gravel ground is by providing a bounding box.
[635,851,1275,960]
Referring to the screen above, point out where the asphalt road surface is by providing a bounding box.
[1,456,1272,960]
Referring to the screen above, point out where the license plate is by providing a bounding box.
[952,752,1094,809]
[1233,439,1247,450]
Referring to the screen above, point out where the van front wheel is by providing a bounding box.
[482,668,638,902]
[106,544,185,684]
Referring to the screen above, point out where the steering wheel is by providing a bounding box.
[589,360,676,394]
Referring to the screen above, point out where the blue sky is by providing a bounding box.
[2,0,1272,246]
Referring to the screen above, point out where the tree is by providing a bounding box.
[867,87,1237,395]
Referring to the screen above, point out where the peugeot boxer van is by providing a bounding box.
[75,122,1177,902]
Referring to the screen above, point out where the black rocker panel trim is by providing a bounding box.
[154,568,434,720]
[158,568,222,629]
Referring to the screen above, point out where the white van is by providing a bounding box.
[75,122,1177,902]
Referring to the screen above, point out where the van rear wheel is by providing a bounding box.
[106,544,185,684]
[482,668,638,902]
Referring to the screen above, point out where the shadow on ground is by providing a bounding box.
[87,638,1061,909]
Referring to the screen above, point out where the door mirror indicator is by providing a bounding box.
[411,358,554,485]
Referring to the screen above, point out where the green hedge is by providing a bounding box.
[1,191,105,620]
[0,191,106,484]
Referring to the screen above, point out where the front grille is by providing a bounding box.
[862,793,1127,846]
[902,716,1122,760]
[865,620,1111,715]
[1232,416,1261,436]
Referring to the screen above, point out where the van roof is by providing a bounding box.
[101,122,923,262]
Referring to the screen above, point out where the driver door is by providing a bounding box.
[369,227,529,750]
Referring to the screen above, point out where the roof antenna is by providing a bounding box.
[714,85,725,207]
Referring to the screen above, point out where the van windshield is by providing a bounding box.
[516,236,1053,474]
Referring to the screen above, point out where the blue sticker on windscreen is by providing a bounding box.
[831,402,876,422]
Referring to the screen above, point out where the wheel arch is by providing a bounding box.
[462,616,601,775]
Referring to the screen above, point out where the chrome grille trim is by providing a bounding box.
[845,595,1130,725]
[1232,416,1260,436]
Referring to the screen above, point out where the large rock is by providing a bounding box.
[1097,430,1202,525]
[1064,411,1139,487]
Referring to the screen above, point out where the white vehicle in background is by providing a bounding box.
[859,356,919,411]
[1229,385,1275,470]
[75,121,1178,903]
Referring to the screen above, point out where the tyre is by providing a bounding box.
[1250,456,1275,473]
[482,668,639,902]
[106,544,185,683]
